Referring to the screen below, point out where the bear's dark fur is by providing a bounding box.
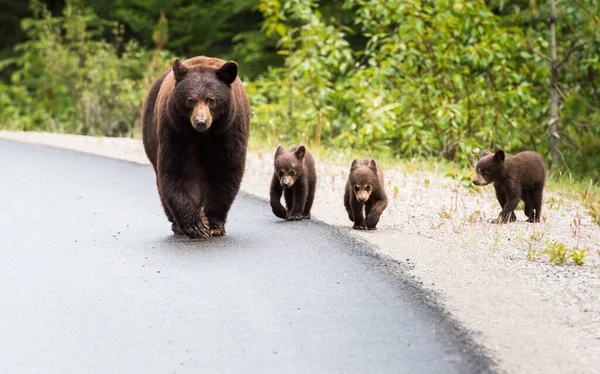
[344,158,388,230]
[141,56,250,239]
[269,145,317,221]
[472,150,546,223]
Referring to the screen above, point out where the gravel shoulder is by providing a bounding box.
[2,130,599,374]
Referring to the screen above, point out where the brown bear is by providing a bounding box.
[344,158,388,230]
[141,56,250,239]
[269,145,317,221]
[472,150,546,223]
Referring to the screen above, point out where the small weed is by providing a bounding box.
[430,221,445,230]
[423,178,430,187]
[570,248,589,266]
[438,206,452,219]
[393,186,399,199]
[466,210,484,224]
[516,201,524,210]
[580,188,600,226]
[543,242,570,265]
[525,227,545,261]
[545,196,563,210]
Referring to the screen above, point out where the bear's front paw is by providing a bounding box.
[171,222,184,235]
[301,214,311,220]
[365,226,377,230]
[353,224,368,230]
[182,217,210,239]
[210,227,226,237]
[207,219,226,237]
[286,214,303,221]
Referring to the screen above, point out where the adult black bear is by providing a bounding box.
[141,56,250,238]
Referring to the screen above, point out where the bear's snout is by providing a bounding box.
[281,176,294,187]
[194,118,208,130]
[190,103,213,132]
[471,175,488,186]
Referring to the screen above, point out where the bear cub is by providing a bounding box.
[472,150,546,223]
[270,145,317,221]
[344,158,388,230]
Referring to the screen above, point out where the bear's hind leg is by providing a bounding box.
[530,184,544,223]
[302,179,315,220]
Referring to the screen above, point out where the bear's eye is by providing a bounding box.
[278,170,284,177]
[365,185,371,192]
[186,97,195,108]
[289,170,296,177]
[206,97,216,107]
[354,185,359,192]
[481,169,489,176]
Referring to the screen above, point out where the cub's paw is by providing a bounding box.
[366,226,377,231]
[182,217,210,239]
[171,223,184,235]
[301,214,311,220]
[286,213,303,221]
[353,224,368,230]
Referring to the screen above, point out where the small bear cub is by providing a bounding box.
[472,150,546,223]
[344,158,388,230]
[270,145,317,221]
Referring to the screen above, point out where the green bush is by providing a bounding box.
[0,0,173,137]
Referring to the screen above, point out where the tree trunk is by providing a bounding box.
[549,0,559,168]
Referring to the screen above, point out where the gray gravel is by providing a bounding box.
[1,130,599,374]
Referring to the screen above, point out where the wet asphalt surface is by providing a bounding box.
[0,140,493,373]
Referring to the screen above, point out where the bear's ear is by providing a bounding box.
[351,159,359,170]
[172,58,188,81]
[275,145,284,158]
[216,61,238,85]
[494,149,505,163]
[369,159,377,171]
[294,145,306,160]
[482,149,490,157]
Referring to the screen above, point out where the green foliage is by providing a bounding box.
[542,241,590,266]
[0,0,173,136]
[91,0,281,78]
[250,0,600,178]
[543,241,570,265]
[0,0,598,180]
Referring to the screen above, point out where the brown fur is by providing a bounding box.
[270,145,317,220]
[472,150,546,223]
[141,56,250,239]
[344,158,388,230]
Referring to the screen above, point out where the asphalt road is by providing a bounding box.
[0,140,493,373]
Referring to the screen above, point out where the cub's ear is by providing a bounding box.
[172,58,188,81]
[216,61,238,85]
[494,149,505,163]
[369,159,377,171]
[294,145,306,160]
[275,145,284,158]
[482,149,490,157]
[351,159,359,170]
